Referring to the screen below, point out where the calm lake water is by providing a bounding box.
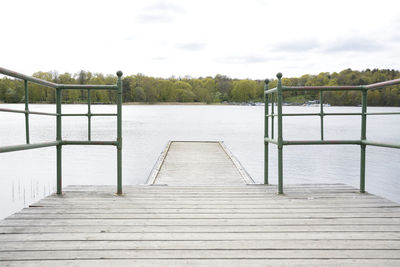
[1,104,399,219]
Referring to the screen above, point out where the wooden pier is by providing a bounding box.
[147,141,254,185]
[1,142,400,266]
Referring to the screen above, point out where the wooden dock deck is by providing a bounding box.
[1,142,400,266]
[147,141,254,185]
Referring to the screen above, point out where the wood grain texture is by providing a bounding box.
[151,141,252,185]
[1,143,399,266]
[1,184,399,266]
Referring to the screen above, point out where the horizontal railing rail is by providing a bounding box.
[282,85,364,91]
[0,67,58,88]
[0,141,61,153]
[264,73,400,194]
[57,84,118,90]
[0,67,123,195]
[0,108,59,116]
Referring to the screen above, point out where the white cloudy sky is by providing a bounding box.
[2,0,400,79]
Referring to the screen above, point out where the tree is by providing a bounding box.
[0,68,399,106]
[132,86,146,102]
[215,74,233,101]
[231,80,257,102]
[122,76,133,102]
[170,81,194,102]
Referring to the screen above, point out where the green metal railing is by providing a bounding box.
[0,67,123,195]
[264,72,400,194]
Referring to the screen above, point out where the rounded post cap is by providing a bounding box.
[276,72,283,79]
[264,79,270,84]
[116,70,123,77]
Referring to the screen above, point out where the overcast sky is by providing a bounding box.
[2,0,399,79]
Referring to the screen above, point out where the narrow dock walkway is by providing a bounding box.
[147,141,254,185]
[1,143,400,266]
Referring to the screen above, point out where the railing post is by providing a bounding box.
[56,87,62,195]
[264,79,270,185]
[116,71,123,195]
[320,90,324,140]
[87,89,91,141]
[271,93,275,139]
[360,89,367,193]
[277,73,284,194]
[24,80,30,144]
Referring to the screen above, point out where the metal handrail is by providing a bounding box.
[0,67,123,195]
[0,67,58,88]
[264,72,400,194]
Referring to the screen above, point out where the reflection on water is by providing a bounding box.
[10,178,55,206]
[1,104,399,219]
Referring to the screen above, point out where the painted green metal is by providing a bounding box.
[264,88,278,94]
[264,137,278,145]
[320,91,324,140]
[360,89,367,193]
[366,112,400,115]
[56,88,62,195]
[61,113,117,117]
[271,94,275,139]
[323,112,362,116]
[0,141,60,153]
[91,113,118,117]
[58,84,118,90]
[269,112,364,117]
[264,72,400,194]
[0,67,123,196]
[365,78,400,90]
[283,85,364,91]
[24,80,30,144]
[116,71,123,195]
[0,67,58,88]
[88,89,92,141]
[62,140,118,146]
[362,140,400,149]
[284,140,362,145]
[276,73,284,195]
[0,108,58,116]
[264,79,269,185]
[281,113,320,117]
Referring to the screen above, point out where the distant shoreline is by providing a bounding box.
[1,102,399,108]
[123,102,219,105]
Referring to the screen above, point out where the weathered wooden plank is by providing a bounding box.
[2,240,400,251]
[43,191,371,197]
[34,198,392,205]
[63,187,359,191]
[62,185,359,190]
[63,187,359,193]
[1,232,400,242]
[7,212,400,219]
[45,186,369,192]
[32,198,395,205]
[17,207,400,214]
[39,195,382,201]
[2,217,400,226]
[2,224,400,234]
[1,259,400,267]
[1,249,400,261]
[66,183,355,187]
[25,203,400,209]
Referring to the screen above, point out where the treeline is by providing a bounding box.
[279,68,400,106]
[0,68,399,106]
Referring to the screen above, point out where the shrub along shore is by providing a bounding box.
[1,68,399,106]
